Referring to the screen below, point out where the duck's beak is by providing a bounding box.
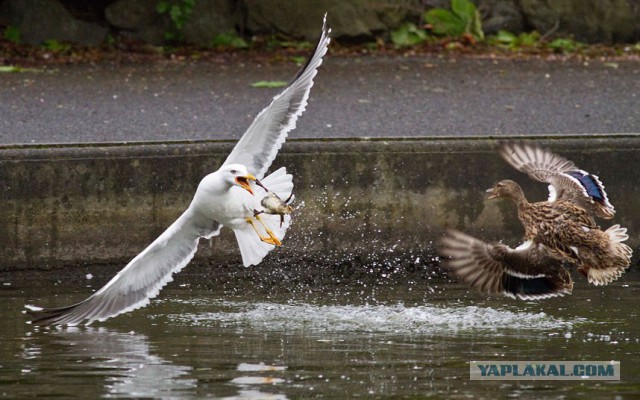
[235,174,257,195]
[486,187,498,199]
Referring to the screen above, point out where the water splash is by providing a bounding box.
[166,301,575,335]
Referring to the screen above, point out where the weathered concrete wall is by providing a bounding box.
[0,137,639,271]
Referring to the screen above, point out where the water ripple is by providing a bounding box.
[166,302,577,335]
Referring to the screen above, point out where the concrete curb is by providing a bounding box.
[1,135,638,270]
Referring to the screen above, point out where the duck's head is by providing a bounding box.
[220,164,257,195]
[486,179,524,200]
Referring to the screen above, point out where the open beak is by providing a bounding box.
[254,179,269,192]
[486,187,498,199]
[235,174,257,195]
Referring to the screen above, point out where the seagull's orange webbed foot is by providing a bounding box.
[245,217,282,246]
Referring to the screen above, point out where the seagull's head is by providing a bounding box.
[222,164,257,195]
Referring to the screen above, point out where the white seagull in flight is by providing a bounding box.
[26,16,331,327]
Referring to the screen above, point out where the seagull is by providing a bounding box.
[26,16,331,326]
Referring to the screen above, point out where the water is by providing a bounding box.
[1,266,639,399]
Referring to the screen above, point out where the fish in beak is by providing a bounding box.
[235,174,257,195]
[486,187,498,199]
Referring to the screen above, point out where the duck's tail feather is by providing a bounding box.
[581,224,633,285]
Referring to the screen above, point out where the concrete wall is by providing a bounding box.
[1,136,638,271]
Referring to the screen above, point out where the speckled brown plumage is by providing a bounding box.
[486,179,632,286]
[440,229,573,300]
[499,141,615,219]
[439,143,632,299]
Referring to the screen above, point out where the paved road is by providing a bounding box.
[1,55,639,145]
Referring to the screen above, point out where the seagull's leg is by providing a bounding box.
[245,217,282,246]
[255,215,283,246]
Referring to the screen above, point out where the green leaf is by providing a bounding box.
[211,32,249,49]
[0,66,20,73]
[0,65,42,73]
[43,39,71,53]
[3,25,20,43]
[425,9,465,37]
[169,5,184,28]
[468,9,484,40]
[290,56,306,65]
[156,1,171,13]
[390,23,428,47]
[251,81,287,88]
[451,0,476,21]
[494,30,516,44]
[517,31,540,46]
[548,38,582,53]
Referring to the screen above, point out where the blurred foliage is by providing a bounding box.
[43,39,71,53]
[267,36,313,50]
[0,65,42,73]
[251,81,287,88]
[489,30,541,49]
[425,0,484,41]
[487,30,586,54]
[210,32,249,49]
[548,37,585,53]
[3,25,20,44]
[156,0,195,44]
[391,0,483,47]
[391,23,429,47]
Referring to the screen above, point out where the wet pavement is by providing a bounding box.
[0,55,639,145]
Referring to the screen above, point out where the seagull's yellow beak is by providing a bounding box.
[235,174,257,195]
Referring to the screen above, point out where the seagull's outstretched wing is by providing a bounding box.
[499,141,615,219]
[26,209,217,326]
[439,229,573,300]
[223,15,331,179]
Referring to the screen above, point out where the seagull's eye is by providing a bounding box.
[230,169,238,174]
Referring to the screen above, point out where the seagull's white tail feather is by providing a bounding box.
[259,167,293,199]
[235,224,276,267]
[235,167,293,267]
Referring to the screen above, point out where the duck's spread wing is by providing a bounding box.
[222,15,331,179]
[499,141,614,218]
[26,210,217,326]
[439,229,573,300]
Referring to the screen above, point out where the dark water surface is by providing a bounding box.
[1,267,639,399]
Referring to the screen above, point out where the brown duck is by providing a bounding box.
[486,179,632,286]
[440,229,573,300]
[499,141,615,219]
[440,143,632,299]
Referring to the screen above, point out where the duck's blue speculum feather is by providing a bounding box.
[565,170,606,202]
[502,274,562,299]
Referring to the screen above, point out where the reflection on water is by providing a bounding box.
[18,328,196,399]
[1,271,639,399]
